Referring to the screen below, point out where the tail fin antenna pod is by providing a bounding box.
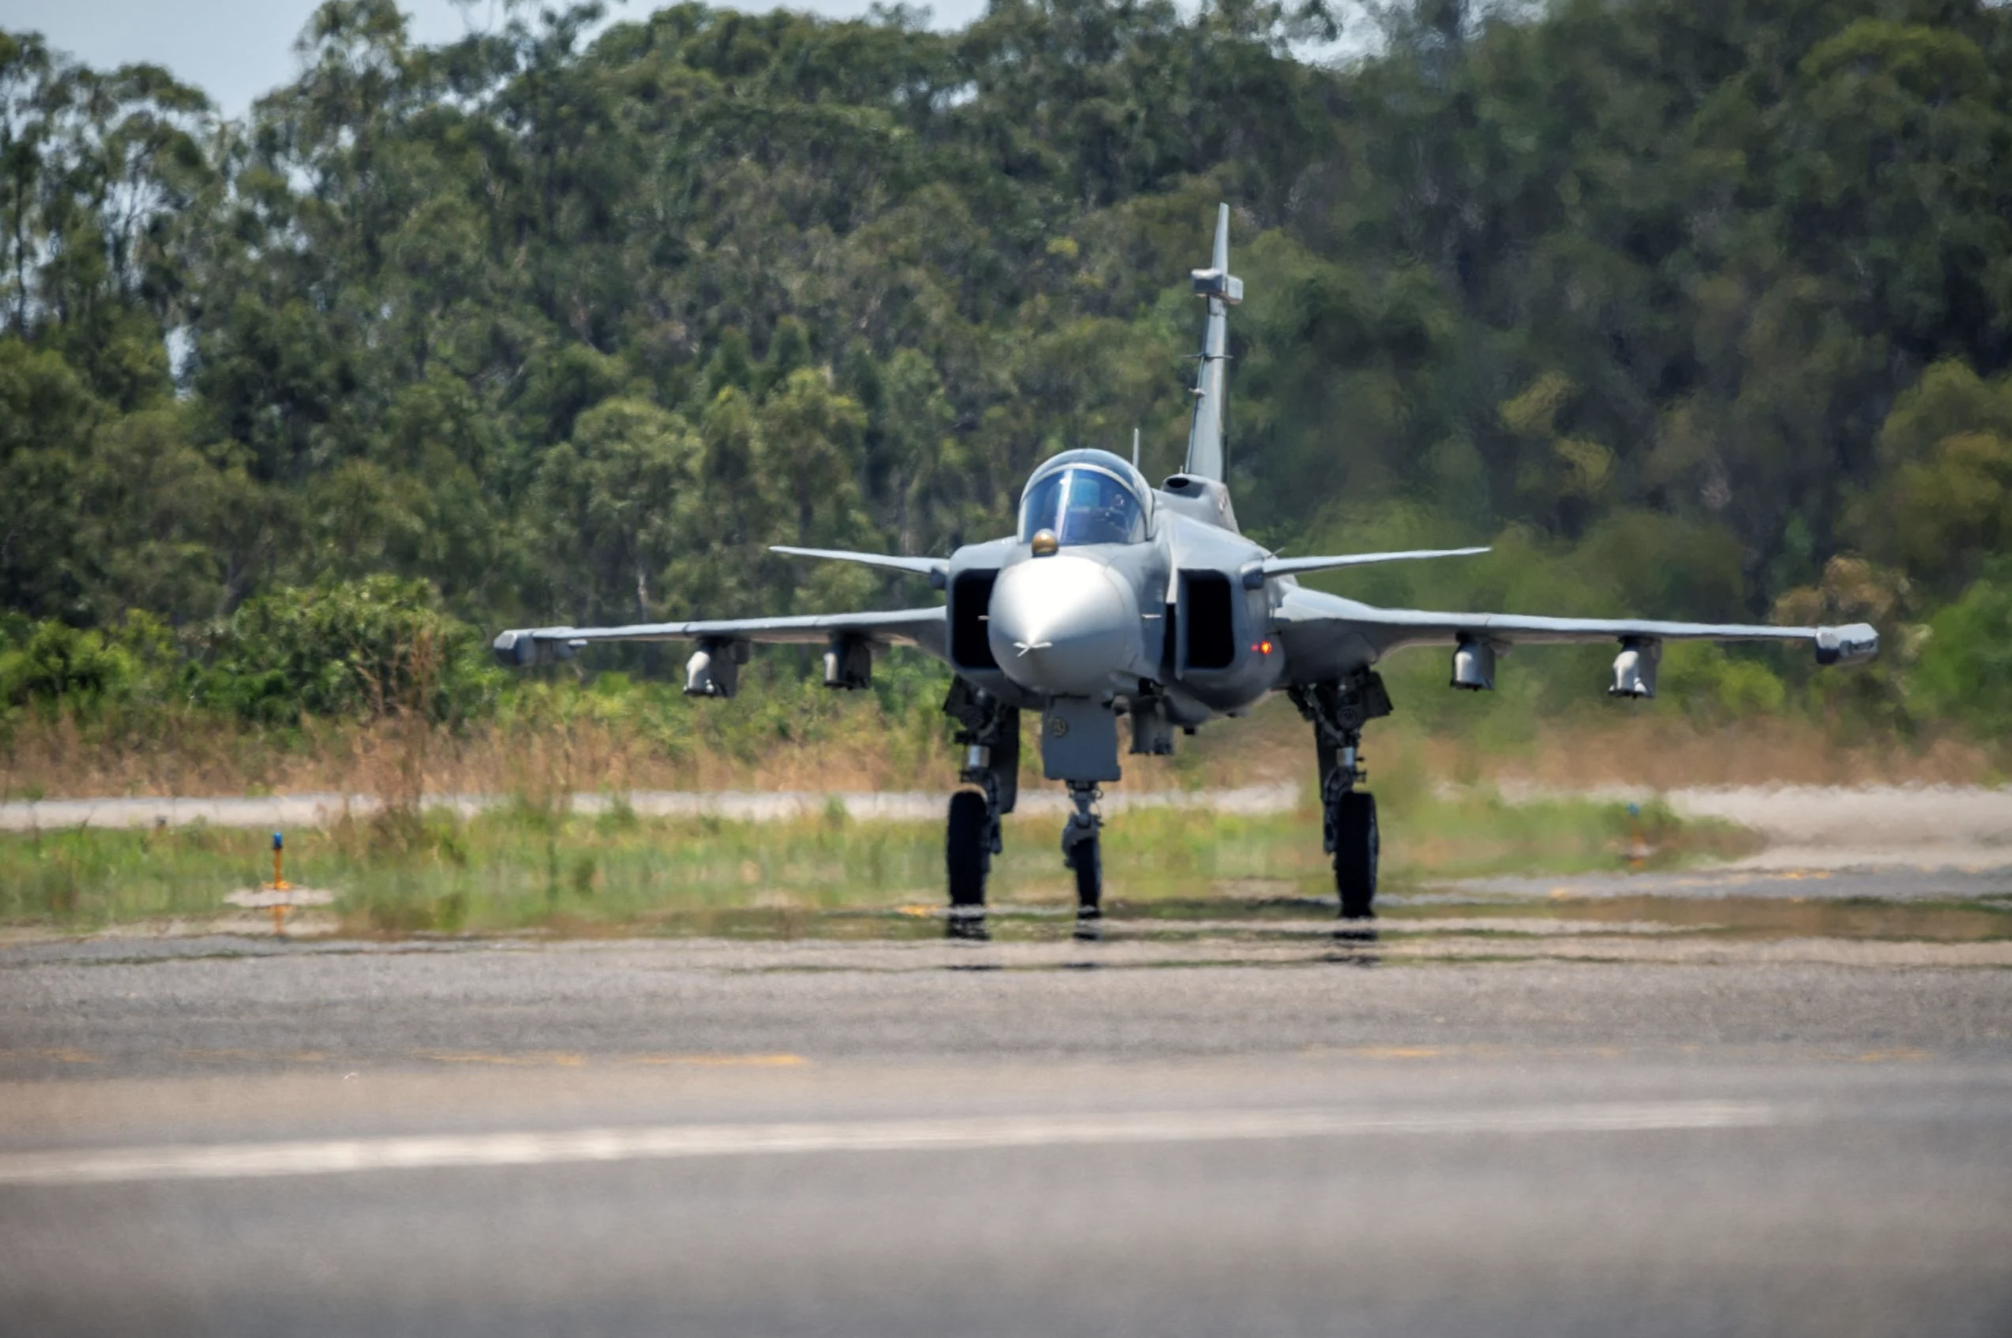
[1184,203,1242,483]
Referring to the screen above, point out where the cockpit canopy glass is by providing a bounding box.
[1018,465,1148,546]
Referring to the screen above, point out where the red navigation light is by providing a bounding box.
[1254,640,1274,655]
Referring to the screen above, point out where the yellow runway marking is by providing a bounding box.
[173,1049,268,1062]
[414,1051,804,1069]
[418,1052,589,1068]
[0,1048,101,1065]
[628,1053,806,1067]
[5,1049,807,1071]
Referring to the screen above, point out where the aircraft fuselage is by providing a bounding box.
[943,453,1290,745]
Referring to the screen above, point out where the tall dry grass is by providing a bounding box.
[0,704,966,801]
[1,696,1995,803]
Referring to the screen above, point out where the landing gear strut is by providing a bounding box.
[943,679,1018,940]
[1063,782,1103,941]
[1290,671,1391,921]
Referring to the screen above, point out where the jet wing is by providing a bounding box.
[493,607,946,665]
[1274,586,1877,680]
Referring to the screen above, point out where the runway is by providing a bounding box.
[2,861,2010,1338]
[9,1059,2008,1337]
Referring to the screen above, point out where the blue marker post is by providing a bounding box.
[224,830,333,936]
[1625,803,1649,870]
[267,831,292,934]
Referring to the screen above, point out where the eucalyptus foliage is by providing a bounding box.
[1,0,2009,729]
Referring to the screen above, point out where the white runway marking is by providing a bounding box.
[0,1101,1779,1187]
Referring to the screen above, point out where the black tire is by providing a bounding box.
[1333,790,1378,920]
[947,789,990,909]
[1071,833,1102,916]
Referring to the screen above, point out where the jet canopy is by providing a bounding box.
[1018,450,1151,547]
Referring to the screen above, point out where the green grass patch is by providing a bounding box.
[0,788,1758,937]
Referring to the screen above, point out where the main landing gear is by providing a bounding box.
[1290,671,1392,922]
[943,680,1017,940]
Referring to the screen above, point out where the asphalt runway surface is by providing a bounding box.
[3,858,2010,1336]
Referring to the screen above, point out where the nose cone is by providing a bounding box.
[988,555,1135,696]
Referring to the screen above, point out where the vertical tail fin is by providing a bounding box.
[1183,203,1241,482]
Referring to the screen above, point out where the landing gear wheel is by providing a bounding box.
[1333,790,1378,920]
[1070,833,1102,940]
[947,789,991,939]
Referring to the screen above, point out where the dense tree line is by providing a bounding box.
[2,0,2009,733]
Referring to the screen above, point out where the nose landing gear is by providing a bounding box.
[1063,783,1103,941]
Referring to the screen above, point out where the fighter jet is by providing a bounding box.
[493,205,1878,936]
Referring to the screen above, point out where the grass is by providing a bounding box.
[0,788,1759,937]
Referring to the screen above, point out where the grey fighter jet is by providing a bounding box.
[493,205,1878,936]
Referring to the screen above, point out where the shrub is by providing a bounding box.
[1661,644,1788,724]
[201,576,500,724]
[0,621,132,708]
[1910,573,2012,740]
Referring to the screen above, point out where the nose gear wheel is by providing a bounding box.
[1063,783,1104,940]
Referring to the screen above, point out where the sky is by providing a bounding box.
[2,0,992,116]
